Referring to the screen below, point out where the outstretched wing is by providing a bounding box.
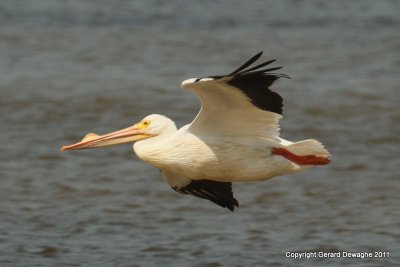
[173,179,239,211]
[181,52,289,139]
[163,171,239,211]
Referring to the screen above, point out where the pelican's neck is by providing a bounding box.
[133,124,178,167]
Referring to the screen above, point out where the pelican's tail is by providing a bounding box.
[272,139,331,165]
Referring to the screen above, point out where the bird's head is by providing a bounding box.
[61,114,176,151]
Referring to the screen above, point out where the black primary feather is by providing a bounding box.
[227,52,290,115]
[173,179,239,211]
[235,59,277,75]
[227,51,263,75]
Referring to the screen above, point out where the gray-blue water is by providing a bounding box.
[0,1,399,266]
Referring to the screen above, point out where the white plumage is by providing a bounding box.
[133,115,300,183]
[61,52,331,211]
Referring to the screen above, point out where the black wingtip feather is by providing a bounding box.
[226,52,289,79]
[228,51,264,76]
[236,59,277,75]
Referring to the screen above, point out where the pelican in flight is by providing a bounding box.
[61,52,331,211]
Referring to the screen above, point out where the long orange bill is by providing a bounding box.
[61,125,152,151]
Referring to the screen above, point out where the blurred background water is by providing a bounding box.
[0,0,399,266]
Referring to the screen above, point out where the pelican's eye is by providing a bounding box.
[141,120,151,128]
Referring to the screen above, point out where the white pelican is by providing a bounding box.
[61,52,331,211]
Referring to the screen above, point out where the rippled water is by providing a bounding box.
[1,1,399,266]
